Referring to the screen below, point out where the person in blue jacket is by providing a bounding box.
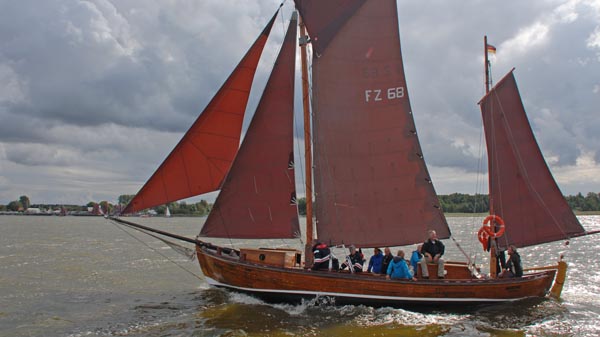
[386,250,417,281]
[409,244,423,274]
[367,248,384,273]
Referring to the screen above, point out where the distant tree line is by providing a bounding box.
[117,195,212,216]
[439,193,489,213]
[0,194,212,216]
[294,195,490,215]
[3,193,599,215]
[2,195,31,211]
[295,192,600,215]
[565,192,600,212]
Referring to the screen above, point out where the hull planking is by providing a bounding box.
[196,245,556,306]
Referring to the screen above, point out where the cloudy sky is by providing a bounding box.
[1,0,599,205]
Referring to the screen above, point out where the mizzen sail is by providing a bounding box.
[200,13,300,239]
[480,70,585,248]
[304,0,449,247]
[122,12,278,215]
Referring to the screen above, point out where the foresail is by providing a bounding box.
[122,12,278,215]
[200,13,300,239]
[305,0,449,247]
[480,70,585,248]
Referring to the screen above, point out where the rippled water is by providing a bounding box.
[0,215,599,336]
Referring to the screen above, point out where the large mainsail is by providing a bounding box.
[122,13,278,215]
[480,70,585,248]
[298,0,449,247]
[294,0,365,55]
[200,14,300,239]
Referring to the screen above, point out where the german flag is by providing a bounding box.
[487,44,497,54]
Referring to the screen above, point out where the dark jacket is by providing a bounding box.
[381,253,393,275]
[341,251,364,272]
[422,239,445,258]
[367,252,384,273]
[312,244,338,270]
[387,256,413,279]
[506,252,523,277]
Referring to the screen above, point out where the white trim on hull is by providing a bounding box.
[204,276,527,303]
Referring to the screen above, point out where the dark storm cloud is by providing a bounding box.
[0,0,291,203]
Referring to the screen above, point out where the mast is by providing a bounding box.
[299,14,314,266]
[484,35,497,277]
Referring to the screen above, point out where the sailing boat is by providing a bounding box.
[114,1,596,305]
[165,206,171,218]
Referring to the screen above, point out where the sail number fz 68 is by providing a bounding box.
[364,87,405,103]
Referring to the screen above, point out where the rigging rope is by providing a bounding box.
[462,102,492,265]
[450,235,472,266]
[109,219,203,281]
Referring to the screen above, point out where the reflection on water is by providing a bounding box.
[0,215,599,336]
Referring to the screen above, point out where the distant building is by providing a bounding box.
[25,208,41,214]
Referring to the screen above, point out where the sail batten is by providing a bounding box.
[480,71,585,248]
[305,0,450,247]
[122,12,279,215]
[200,13,300,239]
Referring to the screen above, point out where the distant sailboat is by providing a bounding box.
[113,2,598,305]
[165,206,171,218]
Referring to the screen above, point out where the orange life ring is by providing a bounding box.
[483,214,505,238]
[477,215,506,251]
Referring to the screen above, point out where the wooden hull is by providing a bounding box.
[196,246,556,306]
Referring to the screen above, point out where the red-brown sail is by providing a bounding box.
[306,0,449,247]
[200,14,299,239]
[480,70,585,248]
[294,0,366,55]
[122,13,278,215]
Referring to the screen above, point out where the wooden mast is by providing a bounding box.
[484,35,490,94]
[484,35,498,277]
[299,14,314,267]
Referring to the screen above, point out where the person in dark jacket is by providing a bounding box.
[419,230,445,279]
[381,247,393,275]
[500,245,523,278]
[340,245,364,272]
[386,250,416,280]
[311,243,338,271]
[367,248,384,273]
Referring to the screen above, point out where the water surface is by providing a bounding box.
[0,215,599,336]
